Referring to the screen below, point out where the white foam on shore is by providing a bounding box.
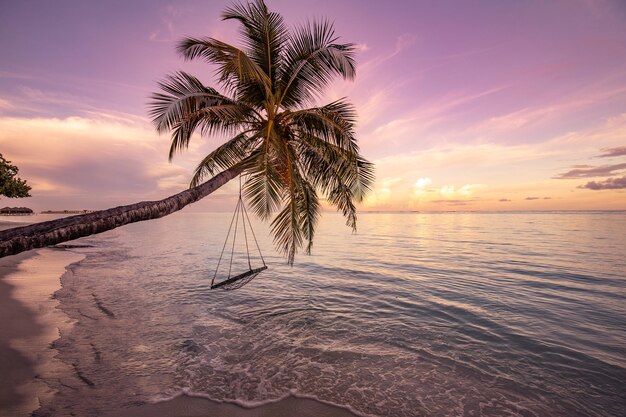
[0,248,85,417]
[151,387,371,417]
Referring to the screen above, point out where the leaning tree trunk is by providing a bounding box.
[0,165,244,258]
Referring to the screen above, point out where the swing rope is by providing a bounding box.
[241,192,266,267]
[211,175,267,290]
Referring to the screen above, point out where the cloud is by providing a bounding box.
[368,85,509,146]
[149,4,186,42]
[544,113,626,154]
[357,109,626,210]
[579,176,626,190]
[363,177,403,207]
[2,87,149,118]
[414,177,432,188]
[458,184,484,196]
[383,177,403,186]
[438,183,484,197]
[394,33,417,54]
[477,106,550,132]
[554,162,626,179]
[374,144,539,173]
[525,197,540,200]
[356,33,417,79]
[0,97,11,111]
[597,146,626,158]
[431,199,471,206]
[439,185,455,196]
[0,114,207,209]
[472,86,626,137]
[499,198,511,202]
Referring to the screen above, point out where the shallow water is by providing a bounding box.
[39,211,626,416]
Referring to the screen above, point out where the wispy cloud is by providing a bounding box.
[0,70,35,81]
[428,46,497,63]
[356,33,418,80]
[0,98,11,111]
[148,4,187,42]
[554,162,626,179]
[362,177,404,208]
[437,183,484,197]
[597,146,626,158]
[1,87,149,118]
[370,85,509,142]
[431,199,473,206]
[468,85,626,139]
[579,176,626,190]
[0,113,207,209]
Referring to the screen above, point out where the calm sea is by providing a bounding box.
[38,211,626,416]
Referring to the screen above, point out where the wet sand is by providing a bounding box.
[0,248,84,417]
[0,251,39,416]
[105,393,360,417]
[0,222,360,417]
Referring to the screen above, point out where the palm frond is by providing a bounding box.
[267,138,320,263]
[149,71,229,133]
[294,133,373,230]
[177,37,272,100]
[298,133,374,200]
[151,0,373,265]
[148,72,260,160]
[222,0,288,89]
[242,145,284,220]
[270,197,302,265]
[268,176,319,262]
[278,19,356,108]
[297,173,319,254]
[191,131,261,187]
[287,99,359,153]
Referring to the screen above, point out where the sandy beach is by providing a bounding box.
[3,212,624,416]
[0,250,39,416]
[0,219,360,417]
[0,247,84,417]
[104,394,360,417]
[3,0,626,413]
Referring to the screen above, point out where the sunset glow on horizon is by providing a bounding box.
[1,0,625,212]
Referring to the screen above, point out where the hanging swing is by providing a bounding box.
[211,177,267,290]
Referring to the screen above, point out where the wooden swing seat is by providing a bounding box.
[211,177,267,290]
[210,265,267,290]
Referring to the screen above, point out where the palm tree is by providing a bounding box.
[0,0,373,261]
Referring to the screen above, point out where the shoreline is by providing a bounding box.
[0,248,85,417]
[0,250,39,416]
[0,247,361,417]
[104,392,362,417]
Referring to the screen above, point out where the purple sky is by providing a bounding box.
[1,0,625,211]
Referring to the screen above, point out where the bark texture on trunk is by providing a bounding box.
[0,165,243,258]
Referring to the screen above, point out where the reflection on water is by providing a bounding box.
[41,211,626,416]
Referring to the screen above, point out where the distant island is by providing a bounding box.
[41,210,95,214]
[0,206,34,215]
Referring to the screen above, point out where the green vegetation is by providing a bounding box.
[0,0,373,261]
[149,0,374,263]
[0,153,31,199]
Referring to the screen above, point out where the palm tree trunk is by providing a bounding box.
[0,165,244,258]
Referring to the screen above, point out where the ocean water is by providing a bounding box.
[38,211,625,416]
